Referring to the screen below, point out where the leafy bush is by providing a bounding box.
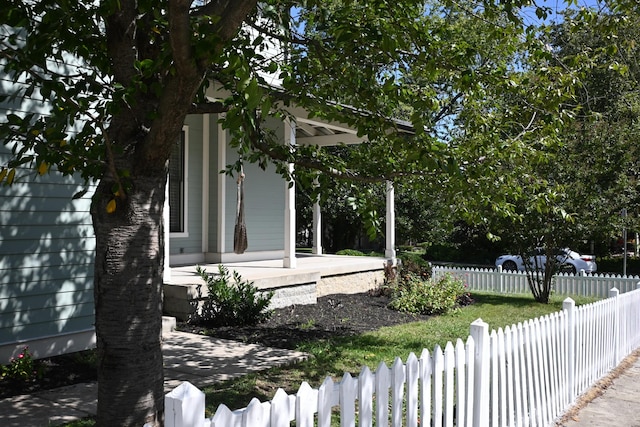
[336,249,366,256]
[423,243,460,262]
[398,252,433,279]
[194,265,274,327]
[370,252,433,297]
[596,257,640,276]
[1,346,42,384]
[389,273,467,315]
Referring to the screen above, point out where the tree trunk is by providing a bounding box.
[91,173,167,427]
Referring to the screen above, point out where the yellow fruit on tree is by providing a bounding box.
[106,199,117,213]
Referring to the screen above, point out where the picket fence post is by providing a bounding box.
[496,265,504,293]
[609,288,620,364]
[470,319,489,426]
[165,381,206,427]
[563,298,576,402]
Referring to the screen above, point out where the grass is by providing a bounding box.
[201,291,599,413]
[61,290,599,425]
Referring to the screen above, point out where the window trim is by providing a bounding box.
[169,126,189,238]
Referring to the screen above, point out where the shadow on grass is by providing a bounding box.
[471,292,539,307]
[203,336,350,411]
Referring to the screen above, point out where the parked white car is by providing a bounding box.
[495,248,597,274]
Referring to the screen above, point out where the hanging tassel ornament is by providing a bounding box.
[233,164,248,254]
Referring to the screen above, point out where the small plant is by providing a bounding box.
[299,319,316,330]
[0,346,42,384]
[194,265,274,327]
[389,273,467,315]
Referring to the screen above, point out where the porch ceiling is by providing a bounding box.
[294,117,366,147]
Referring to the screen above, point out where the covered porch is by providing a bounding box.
[163,253,390,321]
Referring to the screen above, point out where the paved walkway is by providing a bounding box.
[0,331,307,427]
[557,349,640,426]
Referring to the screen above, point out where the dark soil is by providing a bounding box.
[0,292,431,399]
[178,292,433,349]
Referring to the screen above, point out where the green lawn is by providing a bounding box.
[63,290,598,426]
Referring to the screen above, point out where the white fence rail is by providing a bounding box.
[164,287,640,427]
[432,265,640,298]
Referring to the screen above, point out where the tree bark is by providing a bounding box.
[90,2,260,424]
[91,172,167,427]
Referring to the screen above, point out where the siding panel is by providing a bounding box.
[0,146,96,356]
[224,151,285,252]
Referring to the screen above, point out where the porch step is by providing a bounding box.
[162,316,177,336]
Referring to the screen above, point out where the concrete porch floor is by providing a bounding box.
[164,254,389,320]
[168,253,388,285]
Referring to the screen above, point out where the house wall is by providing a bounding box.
[0,158,96,363]
[0,35,97,362]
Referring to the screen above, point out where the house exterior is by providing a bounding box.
[0,96,400,363]
[0,15,400,363]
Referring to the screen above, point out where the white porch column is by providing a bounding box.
[216,114,227,254]
[201,114,210,254]
[284,119,297,268]
[385,180,396,260]
[163,181,172,282]
[312,176,322,254]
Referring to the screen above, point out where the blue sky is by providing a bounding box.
[522,0,608,25]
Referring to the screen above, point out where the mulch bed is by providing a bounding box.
[179,292,433,349]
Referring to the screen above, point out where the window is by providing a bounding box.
[169,129,188,234]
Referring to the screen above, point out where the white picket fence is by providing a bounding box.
[164,286,640,427]
[432,265,640,298]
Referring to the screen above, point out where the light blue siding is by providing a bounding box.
[0,28,97,356]
[224,118,285,252]
[0,159,96,351]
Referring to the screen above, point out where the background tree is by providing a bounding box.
[448,2,640,302]
[547,6,640,253]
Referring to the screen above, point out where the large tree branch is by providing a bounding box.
[169,0,198,79]
[105,3,138,85]
[187,101,229,114]
[192,0,259,41]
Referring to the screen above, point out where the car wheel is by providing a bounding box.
[502,260,518,271]
[560,264,577,274]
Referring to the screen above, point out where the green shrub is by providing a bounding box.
[194,265,274,327]
[336,249,366,256]
[389,273,467,315]
[597,257,640,276]
[423,243,460,262]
